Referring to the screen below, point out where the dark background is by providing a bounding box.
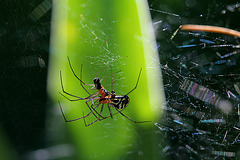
[0,0,240,159]
[0,0,50,158]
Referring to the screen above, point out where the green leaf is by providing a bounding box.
[47,0,165,159]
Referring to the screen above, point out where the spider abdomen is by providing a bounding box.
[110,95,130,109]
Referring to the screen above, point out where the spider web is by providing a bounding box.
[149,0,240,159]
[76,14,125,69]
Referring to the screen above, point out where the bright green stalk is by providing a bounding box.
[47,0,165,159]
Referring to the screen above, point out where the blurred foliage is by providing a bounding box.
[0,126,17,160]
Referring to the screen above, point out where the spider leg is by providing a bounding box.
[79,63,90,95]
[104,77,124,90]
[67,57,94,95]
[113,106,151,123]
[107,103,113,118]
[125,68,142,96]
[85,99,102,119]
[59,92,85,101]
[84,104,104,127]
[95,65,111,78]
[58,101,100,122]
[100,70,122,83]
[85,91,101,100]
[84,96,109,119]
[60,71,87,99]
[60,72,103,119]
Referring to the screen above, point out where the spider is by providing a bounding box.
[58,57,150,126]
